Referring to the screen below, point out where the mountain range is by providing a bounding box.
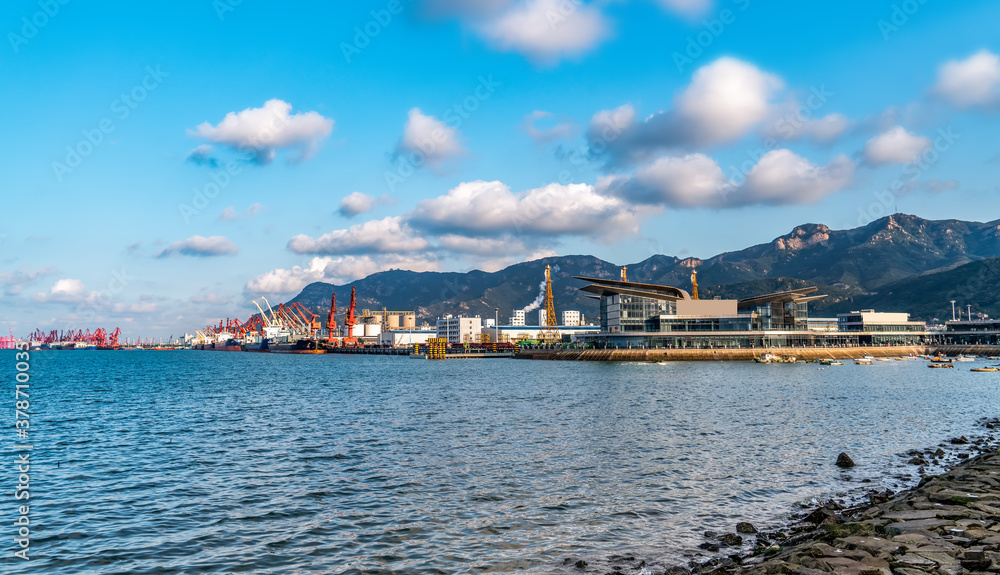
[287,214,1000,324]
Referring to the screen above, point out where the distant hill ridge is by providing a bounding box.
[287,214,1000,323]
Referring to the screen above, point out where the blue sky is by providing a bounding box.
[2,0,999,338]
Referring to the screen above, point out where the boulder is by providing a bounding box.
[837,452,856,468]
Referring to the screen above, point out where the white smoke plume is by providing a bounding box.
[521,265,560,313]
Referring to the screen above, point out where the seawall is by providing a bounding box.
[516,346,930,361]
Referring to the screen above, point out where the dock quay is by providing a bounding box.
[515,346,930,361]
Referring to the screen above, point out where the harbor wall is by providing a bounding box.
[516,346,930,361]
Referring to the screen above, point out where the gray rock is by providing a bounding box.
[837,452,856,468]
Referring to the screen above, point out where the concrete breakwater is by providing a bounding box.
[516,346,930,361]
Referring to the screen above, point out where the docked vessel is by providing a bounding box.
[754,353,796,363]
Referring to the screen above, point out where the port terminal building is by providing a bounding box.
[571,275,926,348]
[940,319,1000,345]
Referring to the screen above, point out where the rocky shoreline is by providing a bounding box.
[560,418,1000,575]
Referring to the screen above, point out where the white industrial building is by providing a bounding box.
[537,309,547,326]
[436,315,483,344]
[561,310,581,326]
[511,309,526,326]
[379,328,438,347]
[481,324,599,343]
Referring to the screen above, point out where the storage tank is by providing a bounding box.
[388,314,401,329]
[402,313,416,329]
[364,324,382,337]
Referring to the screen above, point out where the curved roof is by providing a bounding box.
[573,276,691,300]
[737,287,825,307]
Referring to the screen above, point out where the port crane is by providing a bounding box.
[341,287,359,347]
[541,265,559,342]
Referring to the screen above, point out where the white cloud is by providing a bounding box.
[522,110,577,142]
[189,99,334,164]
[220,203,265,221]
[157,235,238,258]
[934,49,1000,110]
[337,192,393,218]
[33,278,90,303]
[589,58,784,164]
[408,180,640,239]
[287,217,430,255]
[338,192,377,217]
[396,108,466,169]
[863,126,931,165]
[0,266,54,296]
[477,0,611,63]
[601,149,855,208]
[245,255,440,296]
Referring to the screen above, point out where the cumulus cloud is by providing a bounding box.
[408,180,640,239]
[33,278,90,303]
[337,192,392,218]
[477,0,611,63]
[863,126,931,165]
[157,235,238,258]
[396,108,466,170]
[522,110,577,142]
[601,149,855,208]
[934,49,1000,111]
[220,203,265,221]
[0,266,54,296]
[287,217,430,255]
[589,58,784,165]
[188,99,334,164]
[245,255,440,296]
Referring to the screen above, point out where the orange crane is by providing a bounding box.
[342,287,359,347]
[691,270,699,300]
[541,265,559,342]
[326,293,338,344]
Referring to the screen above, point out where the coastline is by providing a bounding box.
[519,345,1000,361]
[684,420,1000,574]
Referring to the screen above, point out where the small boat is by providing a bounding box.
[971,367,1000,372]
[929,363,954,368]
[930,357,953,363]
[954,355,975,362]
[752,353,796,363]
[855,357,874,365]
[819,359,843,366]
[876,358,892,362]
